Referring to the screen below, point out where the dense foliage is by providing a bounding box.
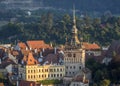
[38,79,63,85]
[86,58,120,86]
[0,12,120,46]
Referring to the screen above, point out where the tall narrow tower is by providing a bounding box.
[71,5,80,46]
[64,6,85,77]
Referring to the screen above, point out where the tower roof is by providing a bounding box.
[71,5,80,45]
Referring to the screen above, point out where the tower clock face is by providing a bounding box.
[68,53,72,57]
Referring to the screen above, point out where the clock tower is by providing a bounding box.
[64,6,85,77]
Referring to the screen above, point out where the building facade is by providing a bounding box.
[64,6,85,77]
[19,64,65,81]
[19,52,65,82]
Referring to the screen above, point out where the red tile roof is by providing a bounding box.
[83,42,100,50]
[27,40,51,49]
[23,52,38,65]
[18,42,27,50]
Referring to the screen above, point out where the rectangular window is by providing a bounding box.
[79,66,81,69]
[60,68,62,71]
[57,69,59,72]
[42,75,44,78]
[54,74,56,77]
[73,54,76,57]
[60,74,62,77]
[28,75,30,79]
[48,74,50,77]
[74,66,75,69]
[57,74,59,77]
[50,69,53,72]
[42,69,44,72]
[45,74,46,78]
[34,75,35,78]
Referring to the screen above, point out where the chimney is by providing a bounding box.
[34,49,37,53]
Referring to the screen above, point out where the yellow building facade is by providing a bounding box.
[19,64,65,81]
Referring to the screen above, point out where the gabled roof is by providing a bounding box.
[83,42,100,50]
[18,42,27,50]
[23,52,38,65]
[27,40,51,49]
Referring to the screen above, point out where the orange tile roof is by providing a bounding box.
[24,52,38,65]
[83,42,100,50]
[18,42,27,50]
[27,40,51,49]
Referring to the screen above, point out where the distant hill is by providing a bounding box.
[0,0,120,14]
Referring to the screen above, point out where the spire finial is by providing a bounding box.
[73,4,76,24]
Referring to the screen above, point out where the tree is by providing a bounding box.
[99,79,110,86]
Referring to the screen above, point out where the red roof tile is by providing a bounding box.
[27,40,51,49]
[23,52,38,65]
[18,42,27,50]
[83,42,100,50]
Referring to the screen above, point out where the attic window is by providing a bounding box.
[30,59,32,62]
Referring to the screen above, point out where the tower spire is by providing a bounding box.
[71,5,80,45]
[73,4,76,25]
